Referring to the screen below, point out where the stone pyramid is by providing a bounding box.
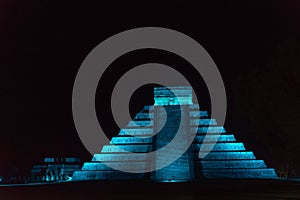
[72,86,278,181]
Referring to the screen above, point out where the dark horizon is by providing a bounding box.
[0,1,299,178]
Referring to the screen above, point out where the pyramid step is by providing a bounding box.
[110,136,152,144]
[200,160,266,169]
[193,143,245,151]
[154,98,192,106]
[72,171,145,181]
[92,153,148,162]
[127,120,153,127]
[144,104,206,114]
[191,127,226,134]
[101,145,152,153]
[119,128,153,136]
[190,110,208,117]
[189,104,200,110]
[194,135,236,143]
[134,113,154,120]
[143,105,154,111]
[202,168,278,178]
[149,104,201,110]
[81,162,148,171]
[190,119,217,126]
[200,151,256,160]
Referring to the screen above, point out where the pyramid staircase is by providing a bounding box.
[72,87,278,181]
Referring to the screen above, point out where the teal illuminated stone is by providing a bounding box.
[200,160,266,168]
[193,143,246,151]
[151,105,194,181]
[192,126,226,134]
[190,110,208,117]
[81,162,148,171]
[110,137,152,144]
[127,120,153,127]
[201,152,256,160]
[72,86,278,181]
[154,86,193,106]
[134,113,154,119]
[194,135,236,143]
[190,119,217,126]
[119,128,153,136]
[189,104,199,109]
[101,145,152,153]
[72,171,145,180]
[202,168,278,178]
[92,153,148,162]
[142,105,154,111]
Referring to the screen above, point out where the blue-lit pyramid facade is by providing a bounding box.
[72,86,277,181]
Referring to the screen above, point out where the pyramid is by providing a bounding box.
[72,86,278,181]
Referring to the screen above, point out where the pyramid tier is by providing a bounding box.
[200,160,266,169]
[72,170,146,180]
[110,136,153,144]
[101,145,152,153]
[194,135,236,142]
[200,151,256,160]
[202,168,277,178]
[193,143,246,151]
[92,153,149,162]
[81,162,149,171]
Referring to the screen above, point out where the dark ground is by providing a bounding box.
[1,179,300,200]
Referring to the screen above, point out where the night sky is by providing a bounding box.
[0,1,299,177]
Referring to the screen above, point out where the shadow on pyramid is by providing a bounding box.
[72,86,278,182]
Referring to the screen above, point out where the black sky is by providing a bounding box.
[0,1,299,176]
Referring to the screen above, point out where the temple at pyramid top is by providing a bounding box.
[154,86,193,106]
[72,86,278,181]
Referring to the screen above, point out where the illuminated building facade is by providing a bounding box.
[30,157,82,182]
